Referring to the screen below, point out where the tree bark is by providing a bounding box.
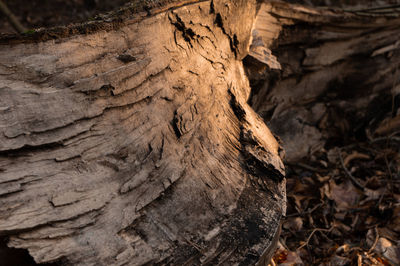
[0,1,285,265]
[247,1,400,162]
[1,0,399,265]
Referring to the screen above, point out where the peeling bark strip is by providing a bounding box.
[0,0,285,265]
[247,1,400,162]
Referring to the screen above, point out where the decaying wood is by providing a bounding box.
[0,1,285,265]
[247,1,400,162]
[1,0,399,265]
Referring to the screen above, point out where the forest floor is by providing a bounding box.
[273,135,400,265]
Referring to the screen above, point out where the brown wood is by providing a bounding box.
[247,1,400,162]
[1,0,399,265]
[0,1,285,265]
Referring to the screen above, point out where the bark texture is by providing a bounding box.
[247,1,400,162]
[0,1,285,265]
[1,0,399,265]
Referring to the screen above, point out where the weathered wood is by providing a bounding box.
[0,1,286,265]
[247,1,400,162]
[2,0,398,264]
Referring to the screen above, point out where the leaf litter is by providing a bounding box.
[271,135,400,265]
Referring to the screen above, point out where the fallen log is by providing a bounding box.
[1,0,399,265]
[0,1,285,265]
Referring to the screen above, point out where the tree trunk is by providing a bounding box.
[1,0,399,265]
[0,1,285,265]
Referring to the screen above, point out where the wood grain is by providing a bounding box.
[0,1,285,265]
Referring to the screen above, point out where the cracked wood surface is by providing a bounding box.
[247,1,400,162]
[0,0,286,265]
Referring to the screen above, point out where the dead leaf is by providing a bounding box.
[319,160,328,168]
[394,194,400,203]
[343,151,371,167]
[289,194,309,210]
[327,148,340,164]
[388,206,400,233]
[334,212,346,221]
[360,187,386,204]
[278,251,304,266]
[335,221,351,232]
[366,228,376,248]
[283,217,303,232]
[330,255,351,266]
[375,115,400,136]
[316,174,330,183]
[273,241,304,266]
[374,237,400,265]
[335,244,351,254]
[326,180,361,211]
[377,227,398,242]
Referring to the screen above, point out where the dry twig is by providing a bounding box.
[368,227,379,254]
[297,226,335,250]
[338,149,365,190]
[0,0,26,33]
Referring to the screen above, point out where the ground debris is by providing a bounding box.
[271,134,400,265]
